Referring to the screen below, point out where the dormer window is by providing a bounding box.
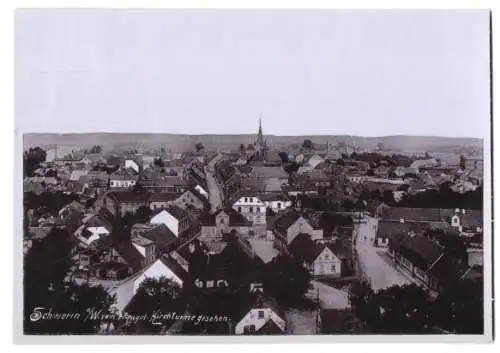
[245,198,248,202]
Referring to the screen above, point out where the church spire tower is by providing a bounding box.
[256,116,265,148]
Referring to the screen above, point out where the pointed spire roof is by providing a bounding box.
[256,116,265,147]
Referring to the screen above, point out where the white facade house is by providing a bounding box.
[110,178,136,188]
[133,258,184,294]
[195,185,209,199]
[307,154,324,169]
[232,197,267,225]
[125,159,140,173]
[262,199,292,214]
[150,210,180,237]
[235,307,286,335]
[75,225,110,246]
[309,246,342,277]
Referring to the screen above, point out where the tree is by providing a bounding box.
[302,139,314,149]
[24,147,47,177]
[266,207,277,217]
[377,142,384,151]
[459,155,466,170]
[247,144,254,151]
[24,227,116,334]
[278,152,289,163]
[262,255,311,305]
[239,144,246,154]
[431,279,483,334]
[123,277,185,333]
[89,145,103,154]
[134,206,153,223]
[195,142,205,152]
[336,158,345,166]
[373,284,432,333]
[284,162,300,175]
[153,158,164,167]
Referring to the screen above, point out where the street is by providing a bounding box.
[307,280,350,310]
[204,167,223,214]
[354,216,411,292]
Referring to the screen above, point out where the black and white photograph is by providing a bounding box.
[15,9,492,341]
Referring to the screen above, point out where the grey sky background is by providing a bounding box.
[15,10,490,138]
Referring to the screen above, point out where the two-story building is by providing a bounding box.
[199,209,252,242]
[272,210,324,252]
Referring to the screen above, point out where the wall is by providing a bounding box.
[312,248,342,277]
[151,211,179,236]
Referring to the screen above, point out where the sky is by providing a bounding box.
[15,10,490,138]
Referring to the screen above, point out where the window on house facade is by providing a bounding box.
[245,198,248,202]
[258,310,264,319]
[250,198,253,203]
[277,202,281,209]
[220,218,224,224]
[324,254,329,261]
[238,206,242,213]
[249,207,253,213]
[256,207,260,214]
[244,325,256,334]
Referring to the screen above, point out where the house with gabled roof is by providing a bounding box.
[389,231,467,293]
[148,192,180,210]
[272,210,323,252]
[234,293,286,335]
[199,209,252,242]
[288,233,342,277]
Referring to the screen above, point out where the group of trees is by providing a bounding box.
[349,152,418,168]
[349,280,483,334]
[262,255,312,307]
[24,191,80,217]
[24,228,115,334]
[395,183,483,210]
[24,147,47,177]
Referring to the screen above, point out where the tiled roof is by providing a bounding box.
[115,241,145,272]
[107,191,150,203]
[273,210,301,231]
[390,232,443,270]
[252,166,288,179]
[380,207,455,223]
[149,192,180,202]
[141,224,177,250]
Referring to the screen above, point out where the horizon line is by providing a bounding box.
[21,132,485,140]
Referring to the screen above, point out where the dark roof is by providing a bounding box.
[390,232,443,270]
[141,224,177,249]
[288,233,326,264]
[273,210,301,231]
[377,220,433,240]
[167,204,189,220]
[256,319,285,334]
[252,166,288,179]
[159,255,191,283]
[114,241,145,272]
[107,191,150,203]
[200,209,252,227]
[152,204,188,220]
[380,207,455,223]
[256,193,290,202]
[264,150,282,164]
[149,192,180,202]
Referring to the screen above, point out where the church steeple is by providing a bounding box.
[256,117,264,148]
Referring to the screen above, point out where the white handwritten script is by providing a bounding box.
[29,307,230,326]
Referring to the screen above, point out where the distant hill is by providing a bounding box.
[23,133,484,154]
